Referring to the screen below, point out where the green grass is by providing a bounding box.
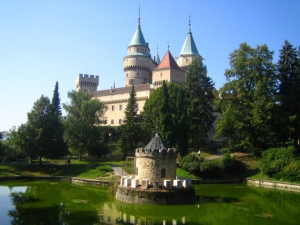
[0,158,123,179]
[176,167,198,179]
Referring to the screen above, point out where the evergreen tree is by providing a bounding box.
[159,81,173,146]
[63,90,105,160]
[118,85,140,157]
[48,82,67,159]
[277,40,300,149]
[51,81,62,115]
[184,56,216,149]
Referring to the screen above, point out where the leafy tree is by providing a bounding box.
[140,83,189,155]
[184,56,216,149]
[216,43,277,154]
[26,96,53,164]
[118,85,141,157]
[277,40,300,149]
[63,90,105,160]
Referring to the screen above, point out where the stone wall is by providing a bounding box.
[115,186,195,205]
[246,178,300,192]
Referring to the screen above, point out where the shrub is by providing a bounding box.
[199,160,223,177]
[259,146,297,177]
[179,154,201,175]
[98,165,113,173]
[222,153,238,172]
[2,156,9,163]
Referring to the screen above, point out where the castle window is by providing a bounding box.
[126,73,128,77]
[119,105,122,110]
[136,58,138,61]
[105,106,108,111]
[160,73,162,77]
[137,72,139,76]
[161,168,166,178]
[111,119,114,125]
[129,79,133,84]
[119,119,122,124]
[104,120,107,124]
[112,105,115,111]
[137,48,138,51]
[136,167,138,175]
[135,103,139,110]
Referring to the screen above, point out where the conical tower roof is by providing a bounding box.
[156,50,181,70]
[179,30,199,56]
[129,24,147,46]
[145,133,168,150]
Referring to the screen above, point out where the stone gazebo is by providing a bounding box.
[115,133,195,205]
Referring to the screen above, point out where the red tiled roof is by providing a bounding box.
[156,50,182,70]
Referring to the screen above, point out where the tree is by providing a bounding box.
[118,85,141,157]
[159,81,173,146]
[215,43,277,154]
[184,56,216,149]
[277,40,300,149]
[26,96,53,164]
[140,82,189,155]
[51,81,62,115]
[63,90,105,160]
[47,82,67,159]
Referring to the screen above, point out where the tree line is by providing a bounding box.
[1,40,300,163]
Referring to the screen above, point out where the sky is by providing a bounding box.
[0,0,299,132]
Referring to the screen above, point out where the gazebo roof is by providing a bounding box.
[144,133,168,150]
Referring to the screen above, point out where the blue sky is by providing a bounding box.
[1,0,299,132]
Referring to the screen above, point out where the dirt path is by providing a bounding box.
[110,165,127,176]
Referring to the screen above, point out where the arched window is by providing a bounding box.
[161,168,166,178]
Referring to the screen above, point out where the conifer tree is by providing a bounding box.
[51,81,62,115]
[277,40,300,149]
[119,85,141,157]
[159,81,173,146]
[48,81,67,159]
[184,56,215,149]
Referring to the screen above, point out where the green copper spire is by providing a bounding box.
[179,15,199,56]
[129,5,147,46]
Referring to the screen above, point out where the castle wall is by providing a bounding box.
[94,89,152,126]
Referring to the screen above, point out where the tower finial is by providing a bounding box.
[189,14,191,32]
[138,3,141,25]
[167,41,169,51]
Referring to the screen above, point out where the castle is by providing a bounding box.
[75,12,201,126]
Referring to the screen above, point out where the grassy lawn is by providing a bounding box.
[0,158,124,180]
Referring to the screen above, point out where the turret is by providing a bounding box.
[177,15,202,71]
[76,74,99,92]
[123,7,156,86]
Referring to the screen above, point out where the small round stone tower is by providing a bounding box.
[115,133,195,205]
[135,133,177,185]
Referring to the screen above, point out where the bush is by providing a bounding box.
[98,164,113,173]
[199,160,223,177]
[179,154,201,175]
[259,146,296,177]
[222,153,238,172]
[2,156,10,163]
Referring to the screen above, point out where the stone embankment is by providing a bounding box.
[0,176,112,186]
[246,178,300,192]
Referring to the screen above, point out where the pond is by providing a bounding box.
[0,180,299,225]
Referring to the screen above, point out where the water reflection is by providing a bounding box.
[1,181,300,225]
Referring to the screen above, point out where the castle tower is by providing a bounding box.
[76,73,99,92]
[152,49,185,88]
[135,133,177,185]
[123,7,156,86]
[177,16,202,71]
